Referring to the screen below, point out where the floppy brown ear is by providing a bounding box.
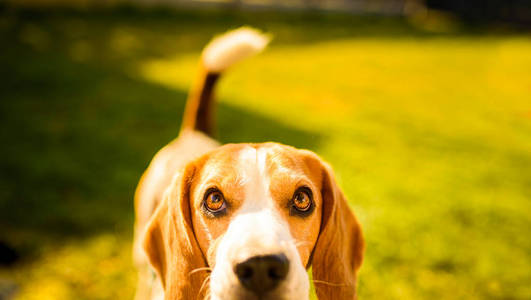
[142,163,208,299]
[311,162,365,300]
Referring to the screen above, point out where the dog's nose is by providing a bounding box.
[234,254,289,295]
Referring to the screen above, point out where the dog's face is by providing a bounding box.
[191,143,322,299]
[143,143,364,300]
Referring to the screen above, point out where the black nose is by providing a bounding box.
[234,254,290,295]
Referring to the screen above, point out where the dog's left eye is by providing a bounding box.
[204,188,226,214]
[290,187,314,216]
[293,190,311,211]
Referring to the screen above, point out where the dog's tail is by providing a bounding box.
[180,27,270,137]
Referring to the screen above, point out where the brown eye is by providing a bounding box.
[204,189,226,213]
[292,188,312,212]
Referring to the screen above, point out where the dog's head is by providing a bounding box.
[143,143,364,300]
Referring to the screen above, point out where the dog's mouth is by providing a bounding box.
[237,294,281,300]
[227,288,287,300]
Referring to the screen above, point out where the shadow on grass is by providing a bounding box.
[0,20,322,262]
[0,3,478,70]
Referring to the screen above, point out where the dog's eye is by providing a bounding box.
[204,189,226,213]
[291,187,314,216]
[293,191,311,211]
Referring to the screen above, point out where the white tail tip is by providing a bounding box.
[202,27,270,73]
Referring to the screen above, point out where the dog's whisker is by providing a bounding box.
[198,274,211,300]
[312,279,347,287]
[189,267,213,276]
[200,275,210,291]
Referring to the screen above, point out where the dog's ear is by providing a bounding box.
[142,162,208,299]
[311,160,364,300]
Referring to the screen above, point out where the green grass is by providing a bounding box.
[1,6,530,300]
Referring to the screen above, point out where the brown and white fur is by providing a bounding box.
[133,27,364,300]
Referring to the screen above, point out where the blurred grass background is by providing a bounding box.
[1,3,530,300]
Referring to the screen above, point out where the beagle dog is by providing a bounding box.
[133,27,364,300]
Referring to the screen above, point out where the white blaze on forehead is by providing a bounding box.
[225,146,295,256]
[237,146,273,210]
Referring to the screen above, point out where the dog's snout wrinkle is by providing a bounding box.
[234,254,289,296]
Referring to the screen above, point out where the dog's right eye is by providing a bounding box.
[203,188,227,216]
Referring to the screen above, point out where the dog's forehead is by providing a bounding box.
[201,143,308,179]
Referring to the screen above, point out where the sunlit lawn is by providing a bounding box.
[1,6,530,300]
